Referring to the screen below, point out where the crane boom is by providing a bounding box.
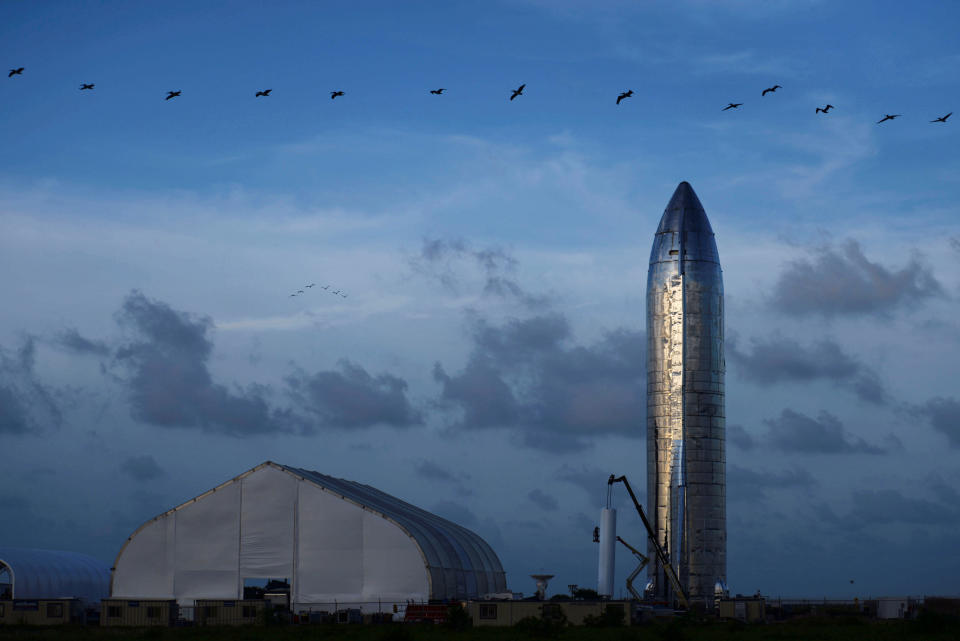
[608,474,689,609]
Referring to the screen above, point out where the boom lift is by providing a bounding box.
[615,536,648,602]
[607,474,689,609]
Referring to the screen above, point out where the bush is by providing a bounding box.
[445,603,472,631]
[583,605,625,627]
[514,610,567,638]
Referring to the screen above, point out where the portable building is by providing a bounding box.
[195,599,265,625]
[111,461,507,611]
[100,599,177,627]
[0,599,83,625]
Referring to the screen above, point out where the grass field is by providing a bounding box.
[1,614,958,641]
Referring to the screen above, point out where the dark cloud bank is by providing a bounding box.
[57,291,423,437]
[433,313,645,451]
[917,396,960,448]
[0,337,62,435]
[113,291,295,436]
[729,409,890,454]
[728,334,887,404]
[770,240,941,317]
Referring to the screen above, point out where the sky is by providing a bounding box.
[1,0,959,600]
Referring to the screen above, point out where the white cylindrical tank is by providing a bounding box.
[597,507,616,597]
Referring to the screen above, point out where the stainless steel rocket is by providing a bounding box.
[646,181,726,606]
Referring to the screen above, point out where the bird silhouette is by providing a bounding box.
[8,67,24,77]
[165,90,181,100]
[340,293,348,298]
[877,114,901,124]
[306,283,315,288]
[332,290,341,295]
[255,89,271,97]
[430,88,445,95]
[616,90,633,105]
[931,112,952,123]
[289,293,297,297]
[816,104,834,114]
[722,103,743,111]
[80,83,95,90]
[510,84,525,101]
[331,91,344,99]
[297,289,304,294]
[761,85,781,96]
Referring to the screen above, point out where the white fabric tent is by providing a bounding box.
[111,462,506,608]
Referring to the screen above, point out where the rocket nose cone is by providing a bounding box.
[656,181,714,235]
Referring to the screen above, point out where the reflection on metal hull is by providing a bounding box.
[646,182,725,606]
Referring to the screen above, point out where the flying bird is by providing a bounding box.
[332,290,341,295]
[816,104,834,114]
[165,90,181,100]
[330,91,344,99]
[876,114,901,124]
[722,103,743,111]
[8,67,24,77]
[340,293,348,298]
[430,88,445,95]
[80,83,95,90]
[305,283,315,288]
[616,90,633,105]
[761,85,781,96]
[510,84,525,101]
[322,285,330,290]
[297,289,304,294]
[931,112,952,123]
[255,89,271,97]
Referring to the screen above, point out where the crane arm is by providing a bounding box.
[608,474,689,609]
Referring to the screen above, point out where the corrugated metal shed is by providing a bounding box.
[0,547,110,602]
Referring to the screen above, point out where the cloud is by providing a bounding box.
[414,460,472,496]
[0,336,63,435]
[527,488,559,511]
[410,237,548,308]
[830,489,960,530]
[918,397,960,448]
[555,464,608,502]
[433,313,645,451]
[769,240,942,317]
[120,455,165,482]
[764,408,885,454]
[415,460,456,482]
[430,500,479,528]
[286,360,421,430]
[55,328,110,357]
[728,334,888,404]
[113,291,294,436]
[950,237,960,254]
[727,464,816,501]
[727,424,757,450]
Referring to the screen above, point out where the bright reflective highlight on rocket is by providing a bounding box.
[646,182,726,606]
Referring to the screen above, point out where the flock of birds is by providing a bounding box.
[5,67,954,124]
[289,283,348,300]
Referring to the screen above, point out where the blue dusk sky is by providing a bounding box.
[1,0,959,599]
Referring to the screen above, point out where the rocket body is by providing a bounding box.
[646,182,726,606]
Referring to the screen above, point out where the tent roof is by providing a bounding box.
[278,463,506,595]
[0,547,110,602]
